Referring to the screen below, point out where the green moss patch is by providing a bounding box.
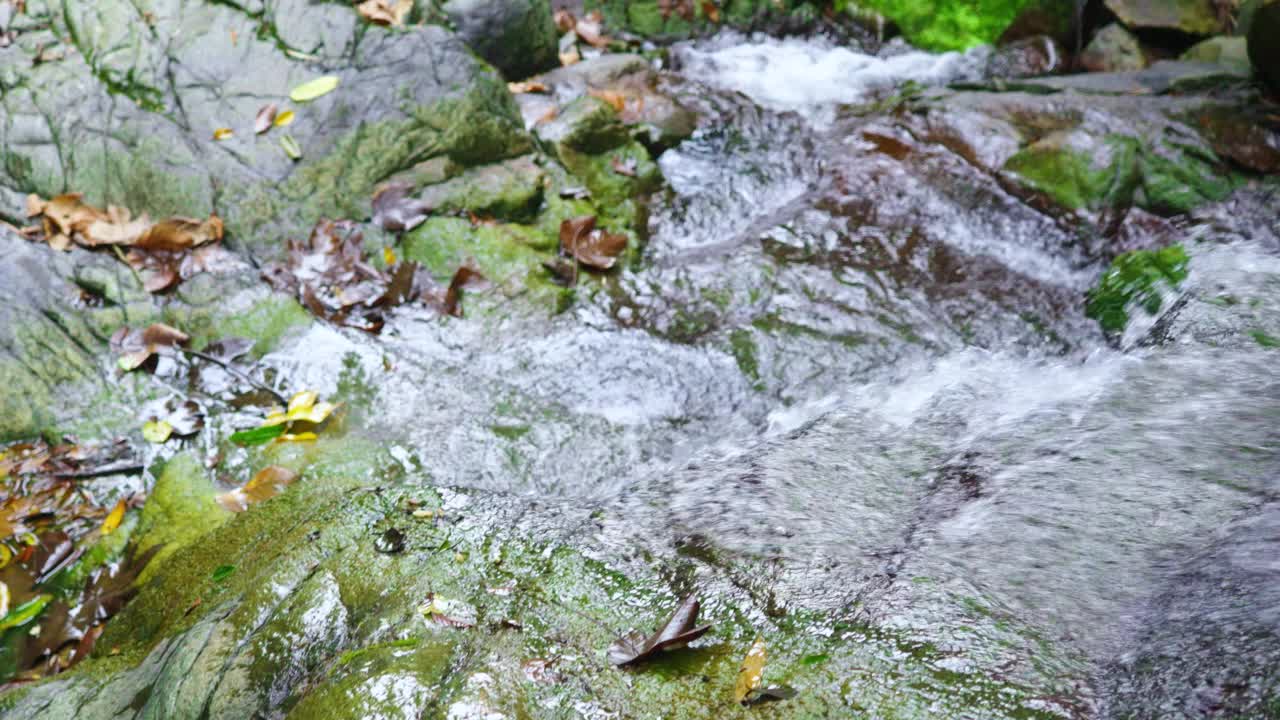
[1085,245,1190,334]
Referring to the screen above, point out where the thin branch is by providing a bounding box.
[180,348,288,405]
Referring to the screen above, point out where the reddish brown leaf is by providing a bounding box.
[559,216,628,270]
[372,182,431,233]
[254,103,278,134]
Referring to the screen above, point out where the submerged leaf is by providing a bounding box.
[560,216,628,271]
[215,465,299,512]
[274,109,295,127]
[289,75,340,103]
[142,420,173,444]
[212,127,233,141]
[734,637,766,703]
[254,103,278,134]
[229,424,286,446]
[100,499,126,535]
[372,181,431,233]
[607,595,712,666]
[0,594,50,632]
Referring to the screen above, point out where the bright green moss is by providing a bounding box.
[1004,136,1141,210]
[1085,245,1190,334]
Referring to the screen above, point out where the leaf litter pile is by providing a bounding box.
[0,439,157,685]
[24,193,237,293]
[265,219,486,331]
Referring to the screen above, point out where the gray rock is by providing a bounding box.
[0,0,531,258]
[1080,23,1148,73]
[1180,36,1251,72]
[535,95,630,157]
[442,0,559,80]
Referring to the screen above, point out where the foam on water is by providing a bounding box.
[674,34,989,126]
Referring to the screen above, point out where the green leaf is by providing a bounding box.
[0,594,52,632]
[289,75,340,103]
[229,424,286,446]
[280,134,302,161]
[211,565,235,583]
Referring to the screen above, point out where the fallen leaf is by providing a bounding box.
[610,155,638,177]
[372,181,431,233]
[212,127,233,141]
[560,216,628,271]
[289,75,340,103]
[215,465,299,512]
[274,109,295,127]
[421,265,487,318]
[383,246,397,265]
[375,527,406,554]
[211,564,235,582]
[734,637,766,703]
[419,594,476,628]
[743,686,798,705]
[588,89,627,113]
[280,134,302,160]
[254,103,278,134]
[134,216,223,251]
[100,499,126,535]
[507,80,549,94]
[574,11,610,48]
[702,0,720,23]
[0,595,50,632]
[142,420,173,444]
[229,424,286,446]
[356,0,412,26]
[111,323,189,371]
[607,595,712,666]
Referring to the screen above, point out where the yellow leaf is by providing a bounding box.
[212,127,234,141]
[274,109,296,127]
[261,408,288,427]
[287,401,334,425]
[734,637,766,703]
[383,246,396,266]
[215,465,299,512]
[288,390,318,414]
[0,545,10,570]
[289,75,340,103]
[101,499,127,535]
[275,431,318,444]
[143,420,173,444]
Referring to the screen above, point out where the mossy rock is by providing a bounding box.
[0,436,1080,719]
[1085,245,1190,334]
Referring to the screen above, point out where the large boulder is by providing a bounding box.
[1080,22,1148,72]
[0,0,532,259]
[442,0,560,80]
[1249,0,1280,94]
[1103,0,1225,35]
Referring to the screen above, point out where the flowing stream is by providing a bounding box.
[4,26,1278,719]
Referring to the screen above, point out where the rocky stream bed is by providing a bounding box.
[0,0,1279,718]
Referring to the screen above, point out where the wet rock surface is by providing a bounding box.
[1,3,1280,720]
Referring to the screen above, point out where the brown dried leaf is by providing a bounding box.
[507,80,549,94]
[607,595,711,666]
[133,216,223,251]
[559,216,627,270]
[372,181,431,233]
[553,8,576,33]
[356,0,412,26]
[215,465,299,512]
